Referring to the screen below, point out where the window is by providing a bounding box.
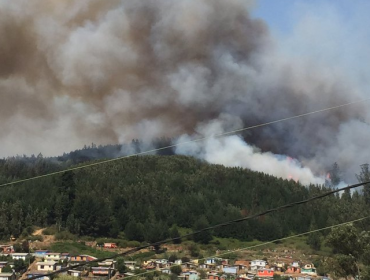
[41,265,45,269]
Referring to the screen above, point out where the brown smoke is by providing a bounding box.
[0,0,368,181]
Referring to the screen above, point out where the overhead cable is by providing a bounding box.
[26,180,370,280]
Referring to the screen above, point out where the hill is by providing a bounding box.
[0,151,367,244]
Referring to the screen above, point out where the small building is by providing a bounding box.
[161,268,171,274]
[301,264,317,276]
[0,262,8,269]
[286,262,301,274]
[0,246,14,254]
[91,267,112,276]
[0,273,15,280]
[181,270,198,280]
[33,250,50,258]
[208,273,220,280]
[236,274,255,280]
[26,271,50,280]
[222,266,238,275]
[205,258,222,265]
[103,243,117,248]
[250,260,267,272]
[98,259,116,269]
[60,253,70,260]
[70,255,97,262]
[199,263,216,270]
[235,260,250,271]
[124,261,136,271]
[257,268,274,278]
[37,261,56,271]
[10,253,30,260]
[68,270,82,277]
[45,253,61,262]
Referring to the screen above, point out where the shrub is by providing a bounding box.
[42,226,58,235]
[55,231,77,241]
[28,235,43,242]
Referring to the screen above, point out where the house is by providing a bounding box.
[104,243,117,248]
[257,268,274,278]
[98,259,116,269]
[205,258,222,265]
[181,263,198,270]
[0,246,14,254]
[60,253,70,260]
[222,266,238,275]
[33,250,50,258]
[10,253,30,260]
[161,268,171,274]
[37,261,56,271]
[286,262,301,274]
[155,259,169,268]
[301,264,317,276]
[26,271,50,280]
[69,255,97,262]
[124,261,137,270]
[0,273,15,280]
[143,260,155,266]
[181,270,198,280]
[68,270,82,277]
[271,262,285,273]
[236,273,255,280]
[199,263,216,270]
[235,260,250,271]
[0,262,8,269]
[91,267,112,276]
[297,277,313,280]
[250,260,266,272]
[45,253,61,262]
[208,273,220,280]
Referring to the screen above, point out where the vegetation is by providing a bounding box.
[50,242,112,258]
[324,224,370,279]
[0,149,369,247]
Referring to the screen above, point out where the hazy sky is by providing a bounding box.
[0,0,369,183]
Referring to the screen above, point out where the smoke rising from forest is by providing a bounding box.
[0,0,369,183]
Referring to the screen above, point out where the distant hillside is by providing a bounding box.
[0,151,367,244]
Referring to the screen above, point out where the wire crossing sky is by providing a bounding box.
[1,98,368,188]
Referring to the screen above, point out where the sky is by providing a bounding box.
[254,0,360,35]
[0,0,369,184]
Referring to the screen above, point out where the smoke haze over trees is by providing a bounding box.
[0,153,369,243]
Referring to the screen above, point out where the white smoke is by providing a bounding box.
[175,117,325,186]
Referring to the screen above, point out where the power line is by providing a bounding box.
[26,180,370,280]
[125,216,370,280]
[1,98,369,188]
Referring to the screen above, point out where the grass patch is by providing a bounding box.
[214,237,264,250]
[50,242,113,258]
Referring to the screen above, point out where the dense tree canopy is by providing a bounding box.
[0,145,368,244]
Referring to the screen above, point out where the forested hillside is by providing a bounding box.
[0,151,368,244]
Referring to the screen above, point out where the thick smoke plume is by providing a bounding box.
[0,0,369,183]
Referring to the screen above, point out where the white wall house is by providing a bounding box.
[37,262,56,271]
[250,260,266,271]
[45,253,61,262]
[10,253,29,261]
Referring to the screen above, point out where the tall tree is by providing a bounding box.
[329,162,341,187]
[357,164,370,204]
[193,216,212,244]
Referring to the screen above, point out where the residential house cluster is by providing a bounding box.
[0,246,327,280]
[118,257,325,280]
[26,251,116,280]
